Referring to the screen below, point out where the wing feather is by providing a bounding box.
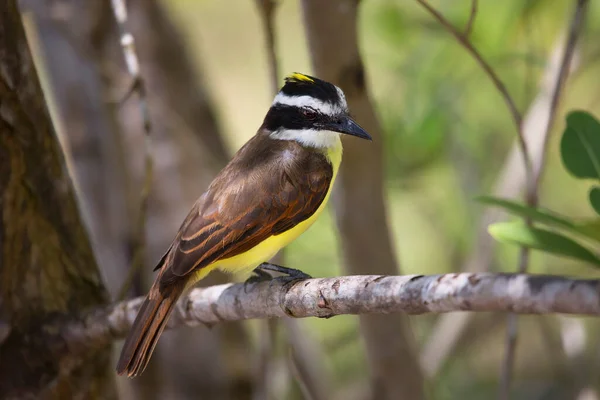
[158,137,333,287]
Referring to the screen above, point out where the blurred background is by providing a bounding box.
[19,0,600,398]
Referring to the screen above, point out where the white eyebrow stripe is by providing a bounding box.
[272,93,338,116]
[335,86,347,108]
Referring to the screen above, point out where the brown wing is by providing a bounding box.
[158,136,333,288]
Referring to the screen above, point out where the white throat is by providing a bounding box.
[270,129,341,149]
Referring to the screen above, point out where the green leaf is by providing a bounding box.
[478,195,600,243]
[575,219,600,242]
[476,196,575,229]
[561,111,600,179]
[589,187,600,217]
[489,221,600,267]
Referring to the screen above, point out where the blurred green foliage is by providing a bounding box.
[483,111,600,268]
[164,0,600,398]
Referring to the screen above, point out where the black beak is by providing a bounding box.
[328,116,372,141]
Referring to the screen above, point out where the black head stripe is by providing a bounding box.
[261,105,330,132]
[280,74,340,104]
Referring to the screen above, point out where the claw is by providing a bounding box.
[243,268,273,293]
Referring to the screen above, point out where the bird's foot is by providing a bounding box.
[259,262,312,290]
[255,262,312,280]
[243,263,312,293]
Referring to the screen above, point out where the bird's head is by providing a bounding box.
[262,73,372,148]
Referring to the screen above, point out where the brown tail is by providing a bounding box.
[116,282,184,377]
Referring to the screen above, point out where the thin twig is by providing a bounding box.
[498,2,589,398]
[64,273,600,355]
[414,18,537,386]
[283,319,330,400]
[415,0,532,195]
[498,302,520,400]
[109,0,154,301]
[256,0,280,95]
[498,247,531,395]
[254,317,280,400]
[414,2,585,392]
[464,0,478,38]
[414,2,535,383]
[420,31,585,379]
[533,0,589,195]
[287,346,315,400]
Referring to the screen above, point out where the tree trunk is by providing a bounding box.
[301,1,425,399]
[0,2,114,398]
[25,0,131,299]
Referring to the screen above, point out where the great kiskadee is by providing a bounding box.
[116,72,371,376]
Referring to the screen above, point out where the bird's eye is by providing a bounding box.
[302,108,317,119]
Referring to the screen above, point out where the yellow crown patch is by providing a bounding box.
[286,72,314,83]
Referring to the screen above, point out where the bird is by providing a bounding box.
[116,72,372,377]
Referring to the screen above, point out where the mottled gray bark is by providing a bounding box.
[300,1,425,399]
[69,273,600,346]
[0,1,113,398]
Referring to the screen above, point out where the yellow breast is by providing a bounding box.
[191,139,342,283]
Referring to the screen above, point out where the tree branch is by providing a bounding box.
[110,0,155,301]
[68,273,600,352]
